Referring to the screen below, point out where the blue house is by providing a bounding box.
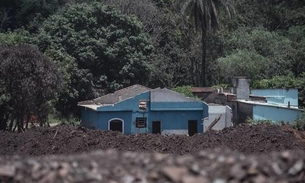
[78,85,208,135]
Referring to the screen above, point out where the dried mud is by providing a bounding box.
[1,124,305,183]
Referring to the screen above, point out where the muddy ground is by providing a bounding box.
[1,124,305,156]
[1,124,305,182]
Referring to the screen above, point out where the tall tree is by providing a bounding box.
[180,0,234,86]
[0,44,62,131]
[36,2,153,117]
[100,0,196,88]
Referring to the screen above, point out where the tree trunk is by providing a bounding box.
[13,120,18,132]
[201,28,207,86]
[0,113,8,130]
[9,118,14,131]
[25,114,30,129]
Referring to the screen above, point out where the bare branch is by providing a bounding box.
[0,8,11,31]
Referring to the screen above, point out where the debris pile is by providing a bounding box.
[0,149,304,183]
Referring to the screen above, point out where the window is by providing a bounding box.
[136,117,147,128]
[139,101,147,110]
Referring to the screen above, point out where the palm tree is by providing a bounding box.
[180,0,234,86]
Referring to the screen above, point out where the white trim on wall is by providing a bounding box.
[108,118,124,134]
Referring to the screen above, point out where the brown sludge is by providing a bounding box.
[0,124,305,182]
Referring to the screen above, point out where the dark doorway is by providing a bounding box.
[188,120,198,136]
[152,121,161,134]
[109,120,123,133]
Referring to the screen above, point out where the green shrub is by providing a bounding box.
[246,117,274,125]
[172,86,195,98]
[291,112,305,130]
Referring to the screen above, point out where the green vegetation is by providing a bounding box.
[246,117,275,125]
[291,119,305,131]
[0,0,305,130]
[180,0,235,86]
[246,115,305,131]
[172,86,195,98]
[0,44,62,131]
[252,74,305,108]
[36,2,153,117]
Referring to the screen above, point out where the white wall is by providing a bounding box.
[203,105,232,131]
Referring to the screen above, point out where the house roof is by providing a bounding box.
[78,84,151,106]
[78,85,204,111]
[237,100,304,111]
[191,87,215,93]
[151,88,201,102]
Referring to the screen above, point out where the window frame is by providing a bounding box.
[135,117,147,128]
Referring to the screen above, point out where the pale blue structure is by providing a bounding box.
[251,89,298,107]
[253,104,303,122]
[78,85,208,135]
[236,88,303,123]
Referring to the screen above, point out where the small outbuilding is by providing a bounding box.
[78,85,208,135]
[203,104,232,132]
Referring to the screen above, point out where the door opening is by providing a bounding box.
[188,120,198,136]
[109,119,123,132]
[152,121,161,134]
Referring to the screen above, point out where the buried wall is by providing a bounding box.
[253,105,303,122]
[233,102,253,124]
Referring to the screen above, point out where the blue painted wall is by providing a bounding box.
[253,105,302,122]
[97,92,150,112]
[251,89,298,107]
[97,111,132,133]
[151,102,206,111]
[81,108,99,129]
[149,111,204,133]
[81,91,208,134]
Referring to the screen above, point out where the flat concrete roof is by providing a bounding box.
[237,100,304,111]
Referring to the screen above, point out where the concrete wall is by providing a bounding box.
[81,109,132,133]
[234,78,250,100]
[253,105,302,122]
[203,106,232,131]
[99,111,132,133]
[81,108,99,129]
[203,92,217,103]
[149,111,204,135]
[251,89,298,107]
[236,102,253,124]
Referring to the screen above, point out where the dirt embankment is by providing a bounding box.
[1,124,305,182]
[0,124,305,156]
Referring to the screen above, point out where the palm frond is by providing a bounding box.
[180,0,193,16]
[180,0,235,31]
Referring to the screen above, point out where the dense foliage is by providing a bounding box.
[252,74,305,108]
[0,44,62,131]
[36,2,153,116]
[0,0,304,121]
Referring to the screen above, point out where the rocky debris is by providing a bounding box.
[0,124,305,157]
[0,149,305,183]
